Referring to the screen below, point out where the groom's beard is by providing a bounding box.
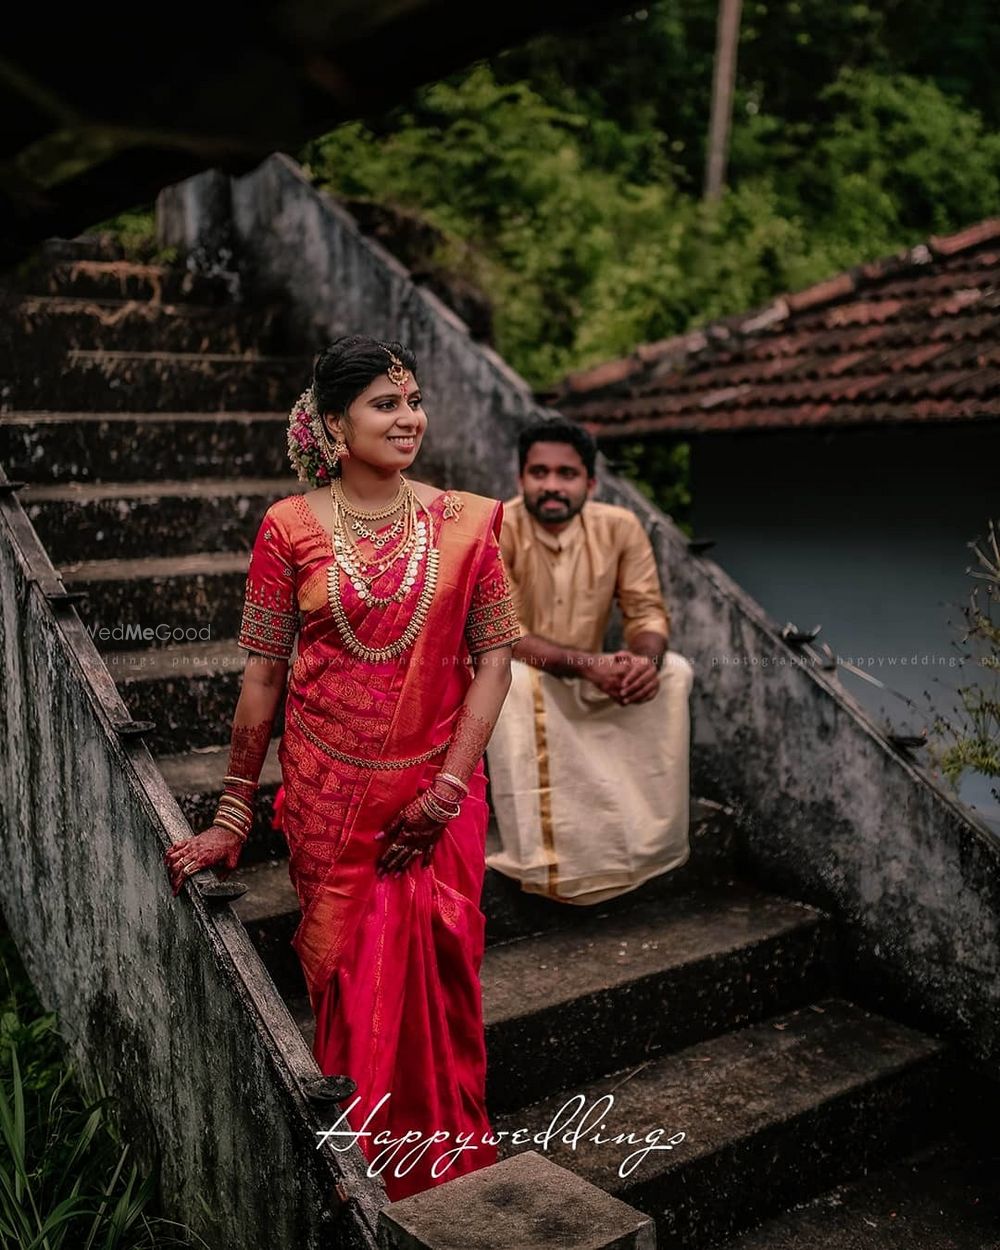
[524,493,586,524]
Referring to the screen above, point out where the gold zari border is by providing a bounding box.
[528,665,560,897]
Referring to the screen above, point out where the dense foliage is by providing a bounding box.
[302,2,1000,390]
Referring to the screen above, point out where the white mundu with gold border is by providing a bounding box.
[485,651,694,904]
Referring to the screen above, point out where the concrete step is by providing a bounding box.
[8,296,284,357]
[722,1131,1000,1249]
[9,349,309,412]
[231,858,309,1003]
[1,412,289,484]
[277,878,821,1084]
[482,883,834,1114]
[33,234,127,265]
[61,551,249,653]
[21,477,302,562]
[225,798,743,986]
[157,739,286,864]
[17,260,239,304]
[492,997,954,1249]
[105,637,280,755]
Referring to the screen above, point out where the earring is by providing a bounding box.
[316,417,348,472]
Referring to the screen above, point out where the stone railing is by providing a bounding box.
[0,470,384,1249]
[160,156,1000,1073]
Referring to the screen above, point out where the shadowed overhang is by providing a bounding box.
[1,0,635,264]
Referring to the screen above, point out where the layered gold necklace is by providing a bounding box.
[327,474,439,662]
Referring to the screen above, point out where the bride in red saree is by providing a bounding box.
[165,336,521,1201]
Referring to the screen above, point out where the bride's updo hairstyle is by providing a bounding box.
[313,335,418,419]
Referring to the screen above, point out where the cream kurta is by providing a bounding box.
[497,495,670,652]
[485,495,694,905]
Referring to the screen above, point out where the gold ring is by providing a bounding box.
[181,860,196,874]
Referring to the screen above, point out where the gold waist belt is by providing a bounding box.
[290,707,451,771]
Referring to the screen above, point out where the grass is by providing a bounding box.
[0,921,204,1250]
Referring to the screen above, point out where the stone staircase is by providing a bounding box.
[2,236,995,1249]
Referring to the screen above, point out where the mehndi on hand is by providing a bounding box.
[374,784,462,875]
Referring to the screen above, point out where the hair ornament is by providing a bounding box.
[287,385,340,488]
[378,341,411,391]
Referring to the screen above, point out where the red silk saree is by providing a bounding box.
[237,487,521,1200]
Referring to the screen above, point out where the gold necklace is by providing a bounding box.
[331,475,407,521]
[334,486,414,569]
[332,494,421,606]
[327,494,440,660]
[353,511,405,548]
[348,519,416,580]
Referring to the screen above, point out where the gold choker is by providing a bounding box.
[331,475,408,521]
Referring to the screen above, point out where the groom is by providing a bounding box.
[485,421,694,905]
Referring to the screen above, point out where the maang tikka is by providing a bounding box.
[378,342,411,393]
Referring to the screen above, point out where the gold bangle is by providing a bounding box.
[421,790,459,813]
[216,809,253,831]
[219,793,254,815]
[420,794,460,822]
[223,774,259,789]
[215,805,251,826]
[213,812,250,840]
[425,790,461,814]
[434,771,469,796]
[217,800,253,820]
[216,799,253,821]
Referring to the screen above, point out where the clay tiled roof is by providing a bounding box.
[551,219,1000,438]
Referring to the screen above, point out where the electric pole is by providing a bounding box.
[704,0,743,201]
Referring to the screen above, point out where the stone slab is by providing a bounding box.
[1,411,289,483]
[492,997,953,1246]
[62,551,248,654]
[9,348,308,412]
[377,1151,655,1250]
[482,883,833,1112]
[8,294,282,356]
[21,476,303,561]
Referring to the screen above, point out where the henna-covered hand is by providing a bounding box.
[164,825,243,896]
[438,704,494,788]
[374,795,446,876]
[228,717,273,783]
[372,689,505,879]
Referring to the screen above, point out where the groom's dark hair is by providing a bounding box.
[517,420,597,477]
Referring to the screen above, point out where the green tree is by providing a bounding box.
[303,56,1000,391]
[741,68,1000,249]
